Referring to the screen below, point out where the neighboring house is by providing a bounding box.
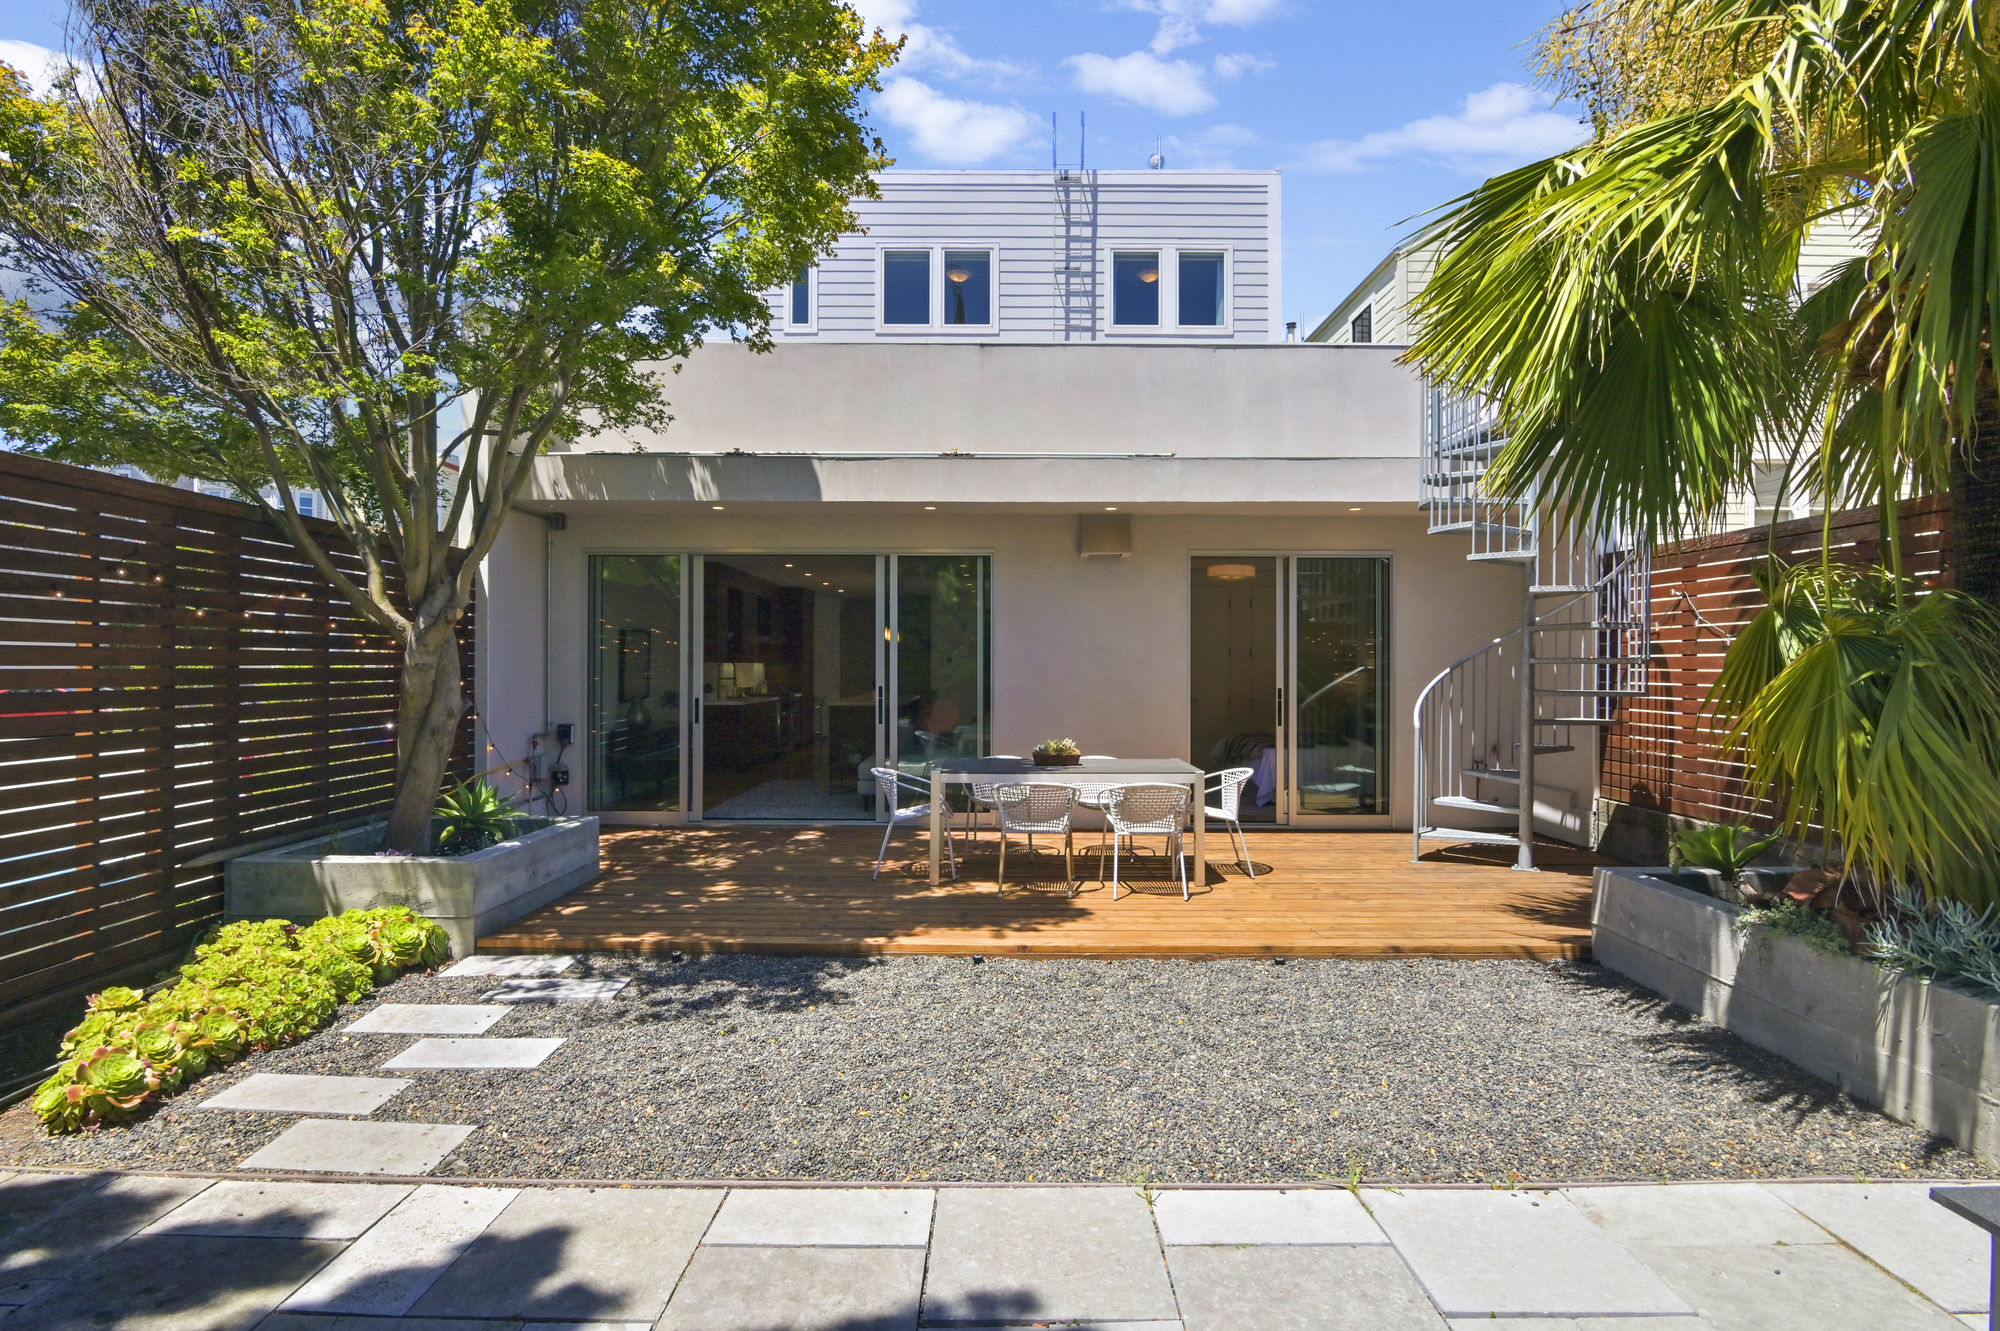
[472,168,1573,846]
[98,466,326,517]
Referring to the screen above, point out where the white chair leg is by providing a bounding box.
[1179,830,1189,900]
[874,818,895,881]
[1111,831,1122,901]
[997,833,1007,896]
[946,822,959,879]
[1232,821,1253,878]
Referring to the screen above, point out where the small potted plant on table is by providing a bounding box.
[1032,738,1083,767]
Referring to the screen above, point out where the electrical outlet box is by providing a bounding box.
[550,766,570,788]
[554,723,574,746]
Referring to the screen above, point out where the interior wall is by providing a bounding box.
[512,508,1529,830]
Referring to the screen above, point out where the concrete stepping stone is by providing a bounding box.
[3,1232,342,1331]
[408,1186,720,1322]
[279,1183,519,1316]
[346,1003,511,1035]
[241,1120,476,1175]
[925,1186,1179,1325]
[1169,1245,1446,1330]
[1563,1183,1833,1248]
[658,1246,923,1331]
[705,1187,933,1247]
[1364,1188,1693,1319]
[442,954,575,977]
[143,1180,410,1240]
[1767,1182,1993,1313]
[477,976,628,1002]
[1638,1241,1967,1330]
[382,1037,567,1070]
[196,1073,411,1116]
[1446,1321,1711,1330]
[1154,1189,1385,1246]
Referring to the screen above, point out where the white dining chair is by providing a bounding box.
[1205,766,1258,879]
[872,766,957,881]
[991,782,1078,896]
[1102,783,1191,901]
[964,756,1023,840]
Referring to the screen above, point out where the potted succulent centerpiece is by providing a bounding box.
[1032,738,1083,767]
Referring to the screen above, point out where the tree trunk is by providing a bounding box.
[384,619,466,853]
[1960,385,2000,610]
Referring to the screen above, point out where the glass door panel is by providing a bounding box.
[1291,557,1390,818]
[1188,557,1280,821]
[588,554,684,814]
[892,555,991,775]
[697,554,879,820]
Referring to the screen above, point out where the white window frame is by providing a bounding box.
[783,265,817,334]
[874,244,999,334]
[1104,245,1234,336]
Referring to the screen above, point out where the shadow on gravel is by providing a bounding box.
[1546,962,1965,1160]
[615,954,885,1020]
[0,1172,626,1328]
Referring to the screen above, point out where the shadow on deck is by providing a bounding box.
[478,827,1609,960]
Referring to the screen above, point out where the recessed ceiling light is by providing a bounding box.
[711,504,725,510]
[924,505,937,511]
[784,563,794,568]
[1348,506,1362,512]
[1104,505,1118,511]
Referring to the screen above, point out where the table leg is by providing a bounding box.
[930,770,944,886]
[1192,780,1206,885]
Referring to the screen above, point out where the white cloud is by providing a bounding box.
[0,40,70,97]
[1066,51,1215,116]
[1298,83,1584,174]
[852,0,1030,86]
[1122,0,1286,54]
[1212,52,1273,81]
[875,76,1040,164]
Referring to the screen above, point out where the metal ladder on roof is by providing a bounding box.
[1052,114,1097,341]
[1412,384,1652,868]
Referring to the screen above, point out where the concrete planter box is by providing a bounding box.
[226,816,599,959]
[1593,866,2000,1163]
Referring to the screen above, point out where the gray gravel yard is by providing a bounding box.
[2,954,1982,1183]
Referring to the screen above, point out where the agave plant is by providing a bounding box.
[434,780,520,854]
[1670,823,1780,880]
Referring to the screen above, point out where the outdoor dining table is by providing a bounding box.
[925,756,1206,888]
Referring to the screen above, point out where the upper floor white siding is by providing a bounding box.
[768,170,1282,343]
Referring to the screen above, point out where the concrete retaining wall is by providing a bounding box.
[226,817,600,959]
[1592,866,2000,1163]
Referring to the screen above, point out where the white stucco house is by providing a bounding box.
[473,168,1597,850]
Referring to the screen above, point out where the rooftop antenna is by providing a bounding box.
[1052,111,1085,170]
[1148,136,1165,170]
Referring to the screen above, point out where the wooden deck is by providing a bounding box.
[479,827,1609,960]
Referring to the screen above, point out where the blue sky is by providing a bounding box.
[0,0,1585,328]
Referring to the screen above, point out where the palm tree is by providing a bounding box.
[1409,0,2000,901]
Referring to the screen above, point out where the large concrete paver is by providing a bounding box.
[240,1120,475,1175]
[477,977,627,1002]
[144,1180,410,1240]
[0,1233,339,1331]
[0,1173,211,1298]
[705,1187,934,1246]
[381,1037,565,1070]
[1168,1245,1446,1330]
[259,1316,526,1330]
[441,954,575,977]
[1446,1321,1714,1330]
[1768,1183,1993,1313]
[659,1246,924,1331]
[1154,1188,1384,1246]
[0,1172,115,1249]
[923,1187,1178,1325]
[345,1004,511,1035]
[1563,1183,1834,1247]
[279,1184,519,1316]
[406,1186,719,1321]
[1364,1188,1694,1319]
[1638,1241,1967,1330]
[197,1073,410,1116]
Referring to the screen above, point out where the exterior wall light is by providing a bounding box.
[1206,563,1256,581]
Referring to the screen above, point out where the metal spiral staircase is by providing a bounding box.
[1412,386,1652,869]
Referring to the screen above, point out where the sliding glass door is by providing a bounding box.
[588,555,685,815]
[1288,556,1391,823]
[890,555,991,776]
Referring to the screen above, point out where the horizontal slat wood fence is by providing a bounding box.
[1600,495,1953,829]
[0,451,472,1017]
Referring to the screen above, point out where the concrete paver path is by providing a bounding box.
[0,1173,1990,1329]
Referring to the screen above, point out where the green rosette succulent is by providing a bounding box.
[131,1023,181,1068]
[376,918,429,969]
[79,1048,152,1120]
[33,1069,90,1135]
[88,986,144,1014]
[197,1012,246,1060]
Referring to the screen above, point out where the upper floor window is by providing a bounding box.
[1112,251,1161,327]
[1350,305,1373,344]
[1178,251,1225,327]
[943,250,991,325]
[789,269,811,327]
[883,250,931,325]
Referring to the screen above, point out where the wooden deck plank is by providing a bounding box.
[478,827,1606,960]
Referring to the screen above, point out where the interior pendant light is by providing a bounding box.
[1206,562,1256,581]
[946,265,973,284]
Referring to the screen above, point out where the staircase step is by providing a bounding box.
[1416,826,1521,847]
[1531,584,1598,595]
[1467,548,1538,564]
[1537,687,1647,697]
[1534,744,1577,754]
[1535,716,1619,726]
[1433,795,1519,815]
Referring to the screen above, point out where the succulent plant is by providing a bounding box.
[89,986,145,1013]
[1032,737,1081,757]
[32,1071,88,1134]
